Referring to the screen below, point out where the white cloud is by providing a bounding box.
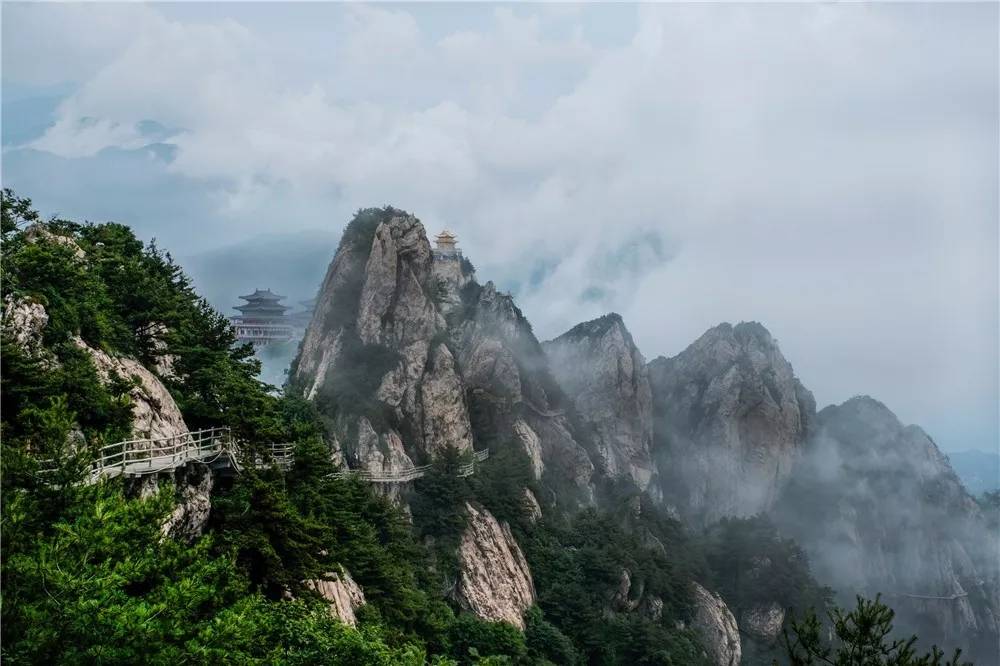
[4,2,997,451]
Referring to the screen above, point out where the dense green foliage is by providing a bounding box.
[784,595,970,666]
[522,506,708,665]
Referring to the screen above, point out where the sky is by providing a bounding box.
[2,2,998,454]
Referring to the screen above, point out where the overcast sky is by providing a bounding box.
[2,2,997,453]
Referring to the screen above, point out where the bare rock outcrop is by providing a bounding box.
[354,417,415,476]
[512,418,544,481]
[430,245,473,315]
[160,461,214,542]
[137,322,177,379]
[74,337,189,441]
[648,322,815,523]
[292,211,472,472]
[522,488,542,523]
[691,582,742,666]
[454,503,535,629]
[420,344,474,454]
[453,282,596,500]
[305,568,367,626]
[2,295,49,353]
[741,602,785,641]
[544,313,654,490]
[293,212,597,503]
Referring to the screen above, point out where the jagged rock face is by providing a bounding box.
[430,251,472,316]
[354,417,415,476]
[357,216,442,347]
[456,282,535,402]
[741,602,785,641]
[2,295,49,352]
[691,582,742,666]
[292,212,472,469]
[648,322,815,524]
[774,396,1000,660]
[294,221,370,402]
[642,595,664,622]
[512,418,544,480]
[420,344,474,455]
[74,337,190,441]
[160,461,214,542]
[522,488,542,523]
[455,282,596,499]
[544,313,654,490]
[454,503,535,629]
[294,214,596,501]
[610,568,649,613]
[305,568,366,626]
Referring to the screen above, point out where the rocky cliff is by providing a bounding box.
[774,396,1000,661]
[453,503,536,629]
[74,336,190,442]
[647,322,815,524]
[289,210,597,631]
[691,582,742,666]
[291,210,597,503]
[453,281,596,501]
[288,209,995,661]
[304,568,367,627]
[543,313,654,493]
[4,286,211,540]
[291,210,472,473]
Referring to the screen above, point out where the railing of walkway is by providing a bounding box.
[37,427,232,483]
[37,429,489,486]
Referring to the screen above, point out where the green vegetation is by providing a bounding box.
[701,515,833,623]
[2,482,424,665]
[0,192,521,664]
[783,595,970,666]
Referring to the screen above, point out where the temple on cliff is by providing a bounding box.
[230,288,295,345]
[433,230,461,259]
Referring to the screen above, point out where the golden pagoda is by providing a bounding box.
[434,230,459,256]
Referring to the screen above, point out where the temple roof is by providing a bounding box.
[234,303,289,313]
[435,230,457,241]
[239,288,286,302]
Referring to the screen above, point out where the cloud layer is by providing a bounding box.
[2,2,997,452]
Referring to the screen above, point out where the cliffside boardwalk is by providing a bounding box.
[37,428,489,485]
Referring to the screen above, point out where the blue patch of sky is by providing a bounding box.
[1,81,72,146]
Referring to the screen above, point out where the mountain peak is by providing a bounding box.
[543,312,652,489]
[549,312,630,344]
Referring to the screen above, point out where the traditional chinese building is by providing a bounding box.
[433,230,461,259]
[230,288,295,345]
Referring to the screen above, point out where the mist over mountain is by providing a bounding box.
[283,208,998,664]
[181,230,336,315]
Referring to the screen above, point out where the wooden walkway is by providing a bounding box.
[36,428,488,485]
